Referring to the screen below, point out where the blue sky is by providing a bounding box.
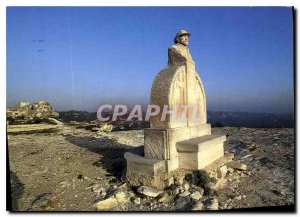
[7,7,294,113]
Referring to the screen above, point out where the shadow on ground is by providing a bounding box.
[9,171,25,211]
[64,135,134,182]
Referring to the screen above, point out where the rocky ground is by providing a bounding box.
[8,124,294,211]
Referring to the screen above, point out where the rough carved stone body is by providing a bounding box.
[168,43,195,66]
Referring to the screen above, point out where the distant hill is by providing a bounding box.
[208,111,294,128]
[58,110,97,123]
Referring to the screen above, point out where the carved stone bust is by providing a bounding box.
[168,29,195,66]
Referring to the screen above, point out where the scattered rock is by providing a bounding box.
[59,181,70,188]
[158,192,170,203]
[185,170,211,195]
[114,191,128,203]
[215,178,228,189]
[128,190,135,198]
[227,161,247,171]
[91,185,106,197]
[175,197,192,210]
[244,171,251,176]
[118,183,127,189]
[133,197,141,205]
[172,187,181,195]
[217,165,227,179]
[211,176,218,183]
[193,186,204,195]
[248,143,260,152]
[179,191,190,197]
[190,191,202,200]
[165,177,174,187]
[234,195,242,200]
[137,186,163,198]
[228,167,234,174]
[93,196,119,211]
[207,182,216,191]
[227,205,233,209]
[241,154,253,159]
[191,201,204,211]
[175,177,184,185]
[99,123,113,132]
[183,182,190,191]
[205,198,218,210]
[93,190,128,211]
[220,153,235,164]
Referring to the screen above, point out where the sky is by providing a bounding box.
[6,7,294,114]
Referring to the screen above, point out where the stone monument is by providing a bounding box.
[125,30,226,189]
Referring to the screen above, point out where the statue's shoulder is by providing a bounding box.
[168,44,183,53]
[169,44,177,49]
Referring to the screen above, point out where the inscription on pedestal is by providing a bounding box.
[144,130,167,160]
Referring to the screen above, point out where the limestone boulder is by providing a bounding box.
[137,186,163,198]
[190,191,203,200]
[92,190,129,211]
[227,161,247,171]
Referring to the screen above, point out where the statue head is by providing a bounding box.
[174,29,191,46]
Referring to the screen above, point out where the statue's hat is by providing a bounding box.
[174,29,191,43]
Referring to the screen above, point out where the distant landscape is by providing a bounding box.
[58,110,294,129]
[207,111,294,128]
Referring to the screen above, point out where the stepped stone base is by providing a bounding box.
[124,134,226,189]
[176,134,226,170]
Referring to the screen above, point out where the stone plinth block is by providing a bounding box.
[176,134,226,170]
[124,150,166,177]
[124,146,179,189]
[144,124,211,160]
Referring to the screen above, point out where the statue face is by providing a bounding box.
[178,35,189,46]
